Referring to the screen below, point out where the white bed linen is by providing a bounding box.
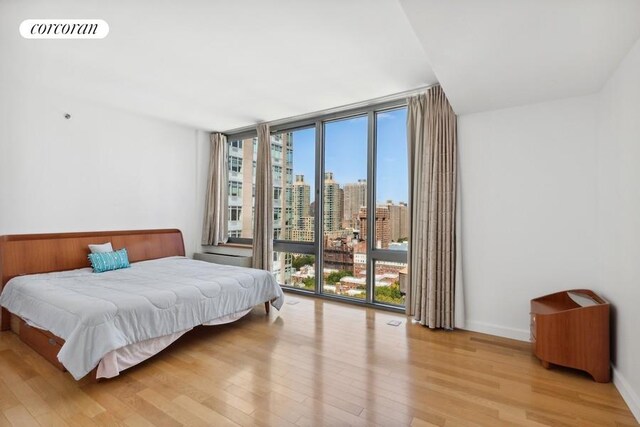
[97,329,189,379]
[0,257,283,379]
[96,307,252,378]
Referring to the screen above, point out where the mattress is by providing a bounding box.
[96,307,253,378]
[0,256,284,379]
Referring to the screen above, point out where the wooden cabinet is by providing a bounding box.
[530,289,610,383]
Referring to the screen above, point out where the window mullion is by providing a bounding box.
[366,111,375,305]
[315,120,323,295]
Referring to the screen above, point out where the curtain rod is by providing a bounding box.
[221,83,438,135]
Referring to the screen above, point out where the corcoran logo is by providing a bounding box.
[19,19,109,39]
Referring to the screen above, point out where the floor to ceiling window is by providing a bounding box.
[271,127,316,289]
[322,115,368,301]
[372,107,408,306]
[226,101,409,310]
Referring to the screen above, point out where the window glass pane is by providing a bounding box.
[322,115,368,299]
[271,128,315,242]
[373,260,407,306]
[228,105,409,309]
[271,127,316,290]
[274,252,315,289]
[229,181,242,198]
[227,138,256,238]
[375,107,409,249]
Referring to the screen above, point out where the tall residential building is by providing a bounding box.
[273,133,294,284]
[227,134,294,283]
[358,206,391,249]
[339,187,344,228]
[386,201,408,242]
[343,179,367,229]
[227,133,293,240]
[291,174,314,242]
[292,174,311,228]
[227,137,256,239]
[323,172,342,233]
[272,132,293,241]
[292,216,314,242]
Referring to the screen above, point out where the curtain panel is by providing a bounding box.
[406,85,462,329]
[252,123,274,270]
[201,132,229,246]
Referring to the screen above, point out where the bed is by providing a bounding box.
[0,229,284,381]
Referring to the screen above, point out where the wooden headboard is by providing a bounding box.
[0,229,185,330]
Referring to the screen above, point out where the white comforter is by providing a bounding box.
[0,257,284,379]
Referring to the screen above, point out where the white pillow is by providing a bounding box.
[88,242,114,254]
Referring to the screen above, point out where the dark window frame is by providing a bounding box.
[225,100,408,312]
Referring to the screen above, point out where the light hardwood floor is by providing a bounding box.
[0,294,636,426]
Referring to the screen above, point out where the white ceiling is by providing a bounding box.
[399,0,640,114]
[3,1,640,129]
[0,0,436,131]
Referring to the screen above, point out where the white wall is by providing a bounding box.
[596,37,640,420]
[0,81,209,257]
[457,38,640,420]
[458,94,599,340]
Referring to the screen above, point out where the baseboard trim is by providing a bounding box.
[463,322,639,422]
[613,367,640,422]
[464,320,529,342]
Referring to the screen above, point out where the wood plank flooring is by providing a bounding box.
[0,294,636,426]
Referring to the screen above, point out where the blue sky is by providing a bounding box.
[290,107,408,205]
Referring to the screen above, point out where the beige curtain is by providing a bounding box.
[201,132,228,246]
[252,123,273,270]
[406,85,460,329]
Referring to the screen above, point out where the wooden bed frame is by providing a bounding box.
[0,228,270,379]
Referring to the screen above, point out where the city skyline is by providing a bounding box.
[287,107,408,205]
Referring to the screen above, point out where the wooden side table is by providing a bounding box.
[530,289,610,382]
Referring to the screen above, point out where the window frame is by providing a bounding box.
[228,155,243,173]
[225,100,408,312]
[229,180,242,198]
